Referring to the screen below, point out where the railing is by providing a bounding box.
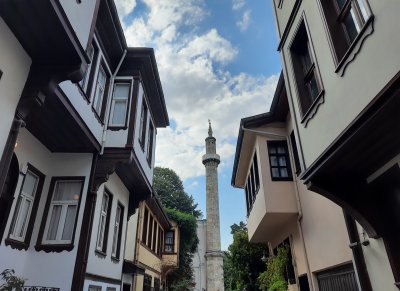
[23,287,60,291]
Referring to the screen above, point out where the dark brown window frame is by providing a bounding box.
[146,123,155,166]
[91,60,111,125]
[35,176,85,253]
[290,131,301,175]
[77,42,99,103]
[164,230,175,253]
[147,214,153,249]
[317,0,374,76]
[108,80,133,131]
[267,140,293,181]
[5,164,45,251]
[142,207,149,245]
[143,274,152,291]
[95,188,113,257]
[289,13,325,126]
[245,152,260,216]
[139,99,148,151]
[111,202,124,261]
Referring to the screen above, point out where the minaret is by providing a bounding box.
[202,120,225,291]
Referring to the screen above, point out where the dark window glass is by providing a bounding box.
[152,220,157,251]
[165,231,174,253]
[148,215,153,248]
[142,208,148,244]
[290,131,301,174]
[143,274,152,291]
[139,101,148,149]
[267,141,293,181]
[147,123,154,165]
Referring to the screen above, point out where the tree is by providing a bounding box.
[224,222,268,291]
[153,167,200,290]
[153,167,201,217]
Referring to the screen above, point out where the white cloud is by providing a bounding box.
[232,0,246,10]
[237,10,251,32]
[115,0,279,180]
[115,0,137,19]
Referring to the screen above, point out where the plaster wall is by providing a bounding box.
[133,82,156,185]
[137,244,162,273]
[125,210,139,262]
[0,18,31,156]
[86,172,130,281]
[0,128,92,290]
[279,0,400,168]
[272,0,296,39]
[193,219,207,291]
[59,81,104,143]
[83,279,120,291]
[59,0,98,49]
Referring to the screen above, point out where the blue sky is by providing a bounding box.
[115,0,281,250]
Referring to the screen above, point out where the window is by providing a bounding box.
[7,165,44,248]
[157,226,163,256]
[154,278,161,291]
[88,286,101,291]
[147,214,153,248]
[143,274,152,291]
[109,82,131,127]
[97,190,113,253]
[93,64,108,118]
[142,207,149,244]
[152,219,157,252]
[319,0,372,65]
[290,131,301,174]
[42,178,83,245]
[164,231,174,253]
[111,203,124,259]
[139,99,148,149]
[80,44,96,92]
[267,141,293,181]
[244,153,260,216]
[146,123,154,165]
[106,288,117,291]
[290,20,324,119]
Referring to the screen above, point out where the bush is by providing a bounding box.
[258,246,288,291]
[0,269,25,291]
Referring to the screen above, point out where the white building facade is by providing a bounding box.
[0,1,169,290]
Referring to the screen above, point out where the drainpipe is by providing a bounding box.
[100,49,127,155]
[241,126,315,291]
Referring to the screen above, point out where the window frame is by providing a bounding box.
[146,122,155,166]
[111,202,124,260]
[6,164,45,250]
[143,274,152,291]
[92,61,110,123]
[289,14,325,125]
[142,207,149,245]
[317,0,373,75]
[290,131,301,175]
[138,91,149,150]
[35,177,85,252]
[96,189,113,255]
[245,152,260,216]
[108,81,132,130]
[267,140,293,181]
[164,231,174,253]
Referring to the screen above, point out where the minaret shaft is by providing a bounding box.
[202,121,225,291]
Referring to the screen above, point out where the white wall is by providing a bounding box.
[83,279,120,291]
[0,18,31,157]
[86,173,130,281]
[192,219,207,291]
[0,128,92,290]
[133,82,156,185]
[59,0,98,50]
[125,211,139,262]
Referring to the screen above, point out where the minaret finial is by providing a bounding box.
[208,119,213,137]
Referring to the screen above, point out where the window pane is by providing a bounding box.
[114,84,130,99]
[277,146,286,154]
[270,156,278,167]
[53,181,82,201]
[278,156,287,167]
[308,74,320,101]
[112,224,118,255]
[47,205,62,240]
[22,172,38,197]
[269,146,276,154]
[271,168,280,178]
[280,168,289,178]
[335,0,346,10]
[97,215,105,248]
[102,194,109,212]
[62,205,77,240]
[344,9,359,43]
[112,100,127,125]
[98,68,106,87]
[356,0,370,20]
[17,199,31,237]
[9,197,22,236]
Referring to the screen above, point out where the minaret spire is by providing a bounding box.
[202,122,225,291]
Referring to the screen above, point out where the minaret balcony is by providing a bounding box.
[202,154,220,165]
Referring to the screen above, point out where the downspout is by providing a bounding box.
[241,126,314,290]
[100,49,127,155]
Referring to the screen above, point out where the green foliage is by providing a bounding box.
[258,246,289,291]
[153,167,201,217]
[0,269,25,291]
[223,222,268,291]
[153,167,200,290]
